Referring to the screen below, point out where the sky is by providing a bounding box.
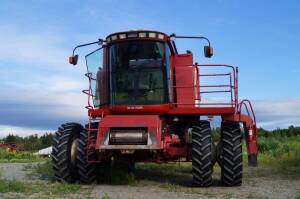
[0,0,300,137]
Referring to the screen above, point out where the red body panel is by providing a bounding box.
[172,54,199,107]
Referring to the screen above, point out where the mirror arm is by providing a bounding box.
[72,39,104,56]
[169,33,211,47]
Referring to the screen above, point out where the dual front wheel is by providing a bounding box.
[52,123,100,183]
[191,120,243,187]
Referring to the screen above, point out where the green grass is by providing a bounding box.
[0,149,43,163]
[31,159,138,185]
[0,178,90,197]
[257,136,300,175]
[101,193,111,199]
[30,160,56,181]
[98,166,137,185]
[0,179,26,193]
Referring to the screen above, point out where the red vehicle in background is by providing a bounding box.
[0,143,17,152]
[52,30,257,187]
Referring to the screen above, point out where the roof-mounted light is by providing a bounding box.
[158,33,164,39]
[127,33,138,38]
[119,34,126,39]
[106,31,166,43]
[148,32,156,38]
[111,35,117,41]
[139,32,146,38]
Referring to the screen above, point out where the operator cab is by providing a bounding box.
[70,30,213,110]
[86,31,172,107]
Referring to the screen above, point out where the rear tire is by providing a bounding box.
[191,120,213,187]
[51,123,83,182]
[220,121,243,186]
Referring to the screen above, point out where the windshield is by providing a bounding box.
[109,41,168,105]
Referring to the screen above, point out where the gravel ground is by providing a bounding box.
[0,163,37,181]
[0,163,299,199]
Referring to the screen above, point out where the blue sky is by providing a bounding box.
[0,0,300,136]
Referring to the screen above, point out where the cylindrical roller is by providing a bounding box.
[109,128,148,145]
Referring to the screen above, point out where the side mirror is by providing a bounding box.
[69,55,78,65]
[204,46,213,58]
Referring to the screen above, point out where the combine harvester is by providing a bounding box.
[52,30,258,186]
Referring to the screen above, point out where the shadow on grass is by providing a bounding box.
[132,162,224,188]
[32,160,226,187]
[134,163,193,187]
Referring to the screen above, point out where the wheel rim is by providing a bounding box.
[70,138,79,166]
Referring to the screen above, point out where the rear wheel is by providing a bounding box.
[191,120,213,187]
[51,123,82,182]
[220,121,243,186]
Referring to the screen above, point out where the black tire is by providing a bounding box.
[191,120,213,187]
[220,121,243,186]
[52,130,62,180]
[51,123,83,182]
[77,128,98,184]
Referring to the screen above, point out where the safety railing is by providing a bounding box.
[199,64,238,107]
[172,64,239,108]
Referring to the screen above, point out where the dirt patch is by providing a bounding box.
[0,163,38,181]
[91,185,204,199]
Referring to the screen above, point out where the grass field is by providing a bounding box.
[257,136,300,175]
[0,149,44,163]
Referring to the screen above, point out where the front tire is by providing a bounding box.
[191,120,213,187]
[220,121,243,186]
[51,123,83,182]
[77,128,98,184]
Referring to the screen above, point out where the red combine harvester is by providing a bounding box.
[52,30,258,186]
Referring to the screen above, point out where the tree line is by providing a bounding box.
[0,125,299,151]
[257,125,300,137]
[211,125,300,142]
[0,133,53,151]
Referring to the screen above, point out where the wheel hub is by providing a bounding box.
[70,138,79,166]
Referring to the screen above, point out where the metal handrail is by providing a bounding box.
[82,72,94,110]
[172,64,238,107]
[197,64,238,107]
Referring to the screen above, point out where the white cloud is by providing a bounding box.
[0,74,87,118]
[253,98,300,129]
[0,24,89,130]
